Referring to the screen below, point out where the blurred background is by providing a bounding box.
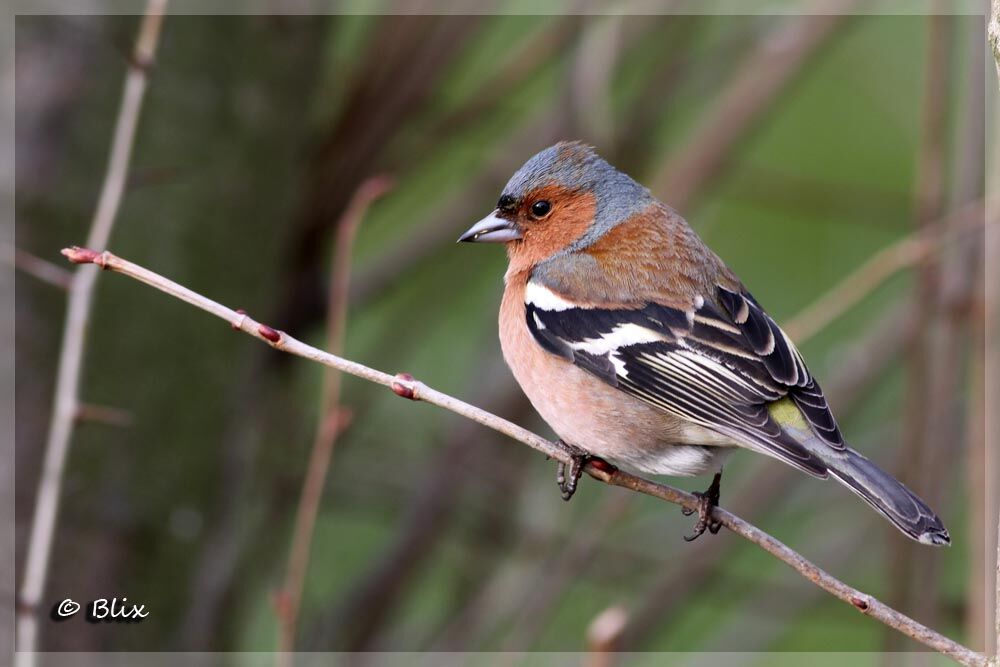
[12,5,997,660]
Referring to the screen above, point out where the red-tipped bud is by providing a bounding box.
[391,373,416,400]
[258,324,281,343]
[61,246,101,265]
[850,596,870,611]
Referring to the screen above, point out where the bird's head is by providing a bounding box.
[459,141,654,272]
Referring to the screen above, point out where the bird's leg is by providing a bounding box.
[682,471,723,542]
[555,440,610,502]
[555,440,587,501]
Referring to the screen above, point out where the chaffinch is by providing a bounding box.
[459,141,949,545]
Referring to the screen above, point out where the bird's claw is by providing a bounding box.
[556,454,585,502]
[555,440,607,502]
[682,471,723,542]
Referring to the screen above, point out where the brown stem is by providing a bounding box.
[782,202,982,344]
[275,176,393,661]
[58,247,988,666]
[2,244,73,290]
[586,605,629,667]
[949,13,988,652]
[74,402,134,428]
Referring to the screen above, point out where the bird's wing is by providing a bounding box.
[524,280,844,477]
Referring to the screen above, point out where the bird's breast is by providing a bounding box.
[498,271,728,476]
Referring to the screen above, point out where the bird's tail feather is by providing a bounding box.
[825,449,950,546]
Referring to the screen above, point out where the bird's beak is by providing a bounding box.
[458,210,523,243]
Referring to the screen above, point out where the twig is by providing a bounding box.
[586,605,629,667]
[74,402,134,428]
[888,13,952,648]
[652,5,855,212]
[275,176,393,660]
[949,15,989,652]
[15,3,167,661]
[58,246,987,666]
[782,201,983,343]
[2,244,73,290]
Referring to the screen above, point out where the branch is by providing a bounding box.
[15,2,167,660]
[586,605,629,667]
[782,200,983,343]
[887,13,952,644]
[59,247,987,667]
[2,243,72,290]
[275,175,393,658]
[74,402,134,428]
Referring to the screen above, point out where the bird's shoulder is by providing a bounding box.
[531,202,739,311]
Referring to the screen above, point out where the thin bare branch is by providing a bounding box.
[15,3,167,661]
[782,201,984,343]
[275,175,393,659]
[2,244,73,290]
[948,14,988,652]
[58,246,987,666]
[74,402,134,428]
[888,13,953,647]
[586,605,629,667]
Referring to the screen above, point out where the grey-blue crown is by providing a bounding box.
[502,141,654,251]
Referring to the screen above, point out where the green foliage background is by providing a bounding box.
[14,8,988,659]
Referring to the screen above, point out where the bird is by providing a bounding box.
[458,141,950,546]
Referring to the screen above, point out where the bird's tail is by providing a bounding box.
[825,449,950,546]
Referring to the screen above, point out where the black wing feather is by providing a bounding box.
[526,281,846,472]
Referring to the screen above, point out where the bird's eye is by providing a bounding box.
[530,200,552,218]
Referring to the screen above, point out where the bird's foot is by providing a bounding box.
[682,471,723,542]
[555,441,613,502]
